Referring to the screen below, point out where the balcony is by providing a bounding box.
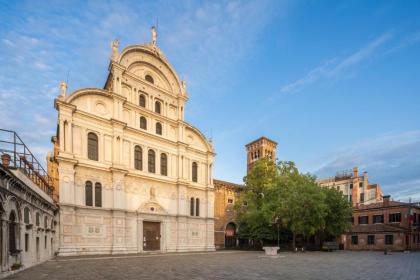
[0,129,54,198]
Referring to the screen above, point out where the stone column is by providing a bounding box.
[137,217,144,253]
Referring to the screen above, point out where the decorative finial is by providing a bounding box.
[111,39,119,61]
[151,26,157,46]
[60,81,67,98]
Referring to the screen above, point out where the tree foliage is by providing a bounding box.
[236,158,352,247]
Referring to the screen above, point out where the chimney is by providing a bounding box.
[383,195,390,206]
[1,153,11,167]
[353,166,358,178]
[363,171,368,181]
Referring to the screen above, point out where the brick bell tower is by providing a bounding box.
[245,137,277,174]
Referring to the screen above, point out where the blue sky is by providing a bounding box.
[1,0,419,200]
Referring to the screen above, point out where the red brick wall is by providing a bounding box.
[346,232,406,251]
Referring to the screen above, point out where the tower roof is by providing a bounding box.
[245,136,277,148]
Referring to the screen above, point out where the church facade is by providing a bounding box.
[51,29,215,256]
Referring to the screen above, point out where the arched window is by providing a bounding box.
[192,162,198,182]
[160,153,167,176]
[36,212,40,226]
[140,116,147,130]
[148,150,156,173]
[85,181,93,206]
[155,101,161,114]
[190,197,195,216]
[44,216,48,229]
[134,145,143,170]
[139,94,146,107]
[156,122,162,135]
[9,211,17,253]
[196,198,200,217]
[87,132,98,161]
[24,207,30,224]
[95,183,102,207]
[145,74,154,84]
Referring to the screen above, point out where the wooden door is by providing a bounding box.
[143,221,160,251]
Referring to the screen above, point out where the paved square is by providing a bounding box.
[5,251,420,280]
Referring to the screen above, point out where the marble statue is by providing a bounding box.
[111,39,119,61]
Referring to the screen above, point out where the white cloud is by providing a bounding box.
[34,113,51,125]
[280,32,393,94]
[33,61,49,70]
[2,39,14,47]
[314,130,420,200]
[279,58,337,93]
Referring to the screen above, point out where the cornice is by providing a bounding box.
[125,172,178,185]
[55,98,77,111]
[110,118,127,128]
[123,102,179,126]
[59,202,215,220]
[109,166,129,175]
[56,155,78,165]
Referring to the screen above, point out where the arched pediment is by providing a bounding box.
[127,61,172,91]
[185,125,214,153]
[118,45,183,95]
[66,88,112,104]
[137,201,167,215]
[65,88,114,119]
[137,186,167,215]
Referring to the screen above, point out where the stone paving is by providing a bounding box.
[5,250,420,280]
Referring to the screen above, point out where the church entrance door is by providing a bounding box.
[143,221,161,251]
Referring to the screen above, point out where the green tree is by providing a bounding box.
[320,187,352,240]
[236,159,352,249]
[275,172,326,248]
[236,158,279,243]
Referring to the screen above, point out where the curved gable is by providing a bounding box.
[127,61,172,91]
[118,45,182,95]
[66,89,113,119]
[185,125,213,153]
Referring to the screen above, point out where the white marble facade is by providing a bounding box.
[54,31,215,256]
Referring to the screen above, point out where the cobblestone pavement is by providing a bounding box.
[5,250,420,280]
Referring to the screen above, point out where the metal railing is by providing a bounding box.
[0,129,54,198]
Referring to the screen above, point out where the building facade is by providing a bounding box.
[0,129,57,274]
[51,29,215,256]
[345,195,420,251]
[213,179,242,249]
[317,167,383,206]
